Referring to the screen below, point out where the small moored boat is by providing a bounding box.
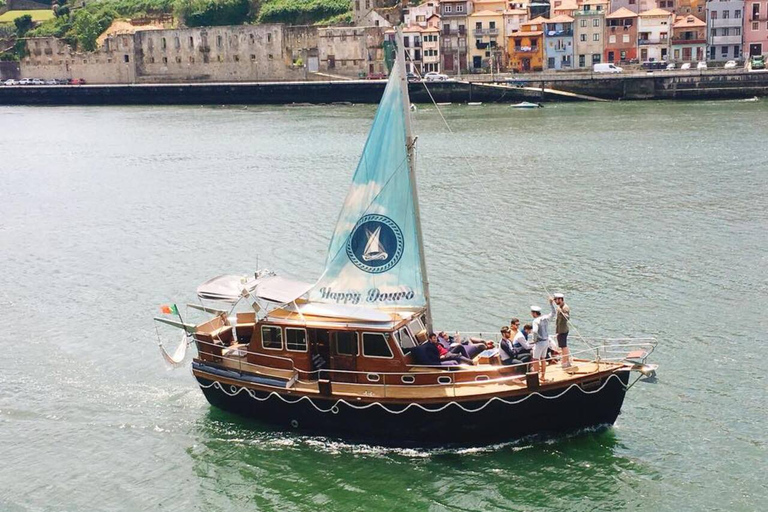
[511,101,543,109]
[154,30,656,446]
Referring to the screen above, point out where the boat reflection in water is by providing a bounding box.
[154,30,657,447]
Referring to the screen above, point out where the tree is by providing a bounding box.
[73,11,101,52]
[14,14,34,36]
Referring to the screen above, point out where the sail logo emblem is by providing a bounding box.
[347,214,404,274]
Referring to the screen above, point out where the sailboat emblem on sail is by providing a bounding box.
[362,227,388,262]
[346,214,404,274]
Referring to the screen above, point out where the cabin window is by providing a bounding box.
[395,327,416,353]
[335,331,358,355]
[286,328,307,352]
[363,333,393,358]
[261,326,283,350]
[407,317,425,340]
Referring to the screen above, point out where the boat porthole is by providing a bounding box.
[331,405,340,414]
[401,375,415,384]
[290,419,299,428]
[437,376,452,385]
[229,385,238,394]
[367,373,380,382]
[475,375,489,382]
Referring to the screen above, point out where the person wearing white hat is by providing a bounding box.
[553,293,575,370]
[530,298,557,382]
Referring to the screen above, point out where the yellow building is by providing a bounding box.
[508,17,546,72]
[468,10,506,71]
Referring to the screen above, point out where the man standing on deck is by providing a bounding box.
[530,299,556,382]
[554,293,576,371]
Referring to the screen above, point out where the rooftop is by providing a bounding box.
[673,15,706,28]
[606,7,640,19]
[638,8,674,17]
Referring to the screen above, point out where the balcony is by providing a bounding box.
[442,27,467,36]
[711,35,743,45]
[474,28,500,36]
[711,18,744,29]
[608,25,633,32]
[671,37,706,45]
[546,29,573,37]
[514,46,539,53]
[638,38,668,45]
[750,14,767,21]
[476,42,490,49]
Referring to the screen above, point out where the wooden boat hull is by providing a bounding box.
[194,370,631,446]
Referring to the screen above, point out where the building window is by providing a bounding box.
[580,33,587,41]
[189,36,194,48]
[162,38,166,49]
[722,46,729,57]
[593,33,599,41]
[189,56,195,63]
[217,55,222,62]
[609,34,616,43]
[335,331,358,356]
[286,328,307,352]
[623,34,630,43]
[162,56,168,63]
[580,19,587,27]
[735,9,741,19]
[149,57,155,63]
[217,35,222,48]
[593,19,600,27]
[592,53,601,63]
[268,54,274,59]
[476,22,482,29]
[363,333,393,358]
[723,10,730,19]
[124,55,129,63]
[250,54,256,61]
[753,22,759,30]
[267,33,272,43]
[176,56,181,63]
[234,55,239,62]
[711,28,717,37]
[261,326,282,350]
[444,5,452,13]
[489,21,496,29]
[579,54,586,67]
[175,37,180,49]
[457,4,463,12]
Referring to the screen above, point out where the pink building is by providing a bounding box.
[744,1,768,57]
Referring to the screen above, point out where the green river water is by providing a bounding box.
[0,100,766,511]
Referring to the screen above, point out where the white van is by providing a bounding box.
[593,63,623,74]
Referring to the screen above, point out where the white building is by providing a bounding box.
[638,7,674,61]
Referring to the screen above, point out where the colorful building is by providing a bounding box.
[422,26,441,72]
[551,0,578,16]
[508,17,546,71]
[670,14,707,61]
[744,0,768,57]
[671,0,707,20]
[439,0,472,73]
[604,7,639,63]
[638,8,674,61]
[707,0,744,61]
[573,1,608,68]
[504,8,529,34]
[544,15,575,69]
[610,0,660,14]
[468,9,505,71]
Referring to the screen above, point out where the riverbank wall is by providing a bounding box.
[2,70,767,105]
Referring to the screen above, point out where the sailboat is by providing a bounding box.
[154,31,657,446]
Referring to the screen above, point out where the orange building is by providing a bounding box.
[508,16,546,71]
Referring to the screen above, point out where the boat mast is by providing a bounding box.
[396,27,433,331]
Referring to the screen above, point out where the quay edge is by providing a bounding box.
[2,71,768,105]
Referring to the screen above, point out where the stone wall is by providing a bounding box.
[317,26,387,77]
[21,35,137,83]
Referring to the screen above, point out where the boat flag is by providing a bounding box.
[161,304,179,315]
[308,52,426,310]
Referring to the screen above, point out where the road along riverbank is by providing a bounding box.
[2,70,767,105]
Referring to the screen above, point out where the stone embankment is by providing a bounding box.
[1,70,767,105]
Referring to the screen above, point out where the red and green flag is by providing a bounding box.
[160,304,179,315]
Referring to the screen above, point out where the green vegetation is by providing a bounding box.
[175,0,251,28]
[23,0,353,52]
[0,9,56,23]
[257,0,350,25]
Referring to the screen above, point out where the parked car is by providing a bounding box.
[44,79,58,85]
[665,63,676,71]
[31,78,44,85]
[366,72,386,80]
[18,78,33,85]
[680,63,691,70]
[697,61,707,70]
[724,60,737,69]
[593,63,623,73]
[2,79,18,86]
[54,78,69,84]
[406,72,420,82]
[424,72,448,82]
[68,78,86,85]
[750,55,765,70]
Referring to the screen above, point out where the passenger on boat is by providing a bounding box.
[433,332,475,365]
[499,324,531,367]
[553,293,574,369]
[437,331,484,362]
[530,300,557,382]
[511,319,532,354]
